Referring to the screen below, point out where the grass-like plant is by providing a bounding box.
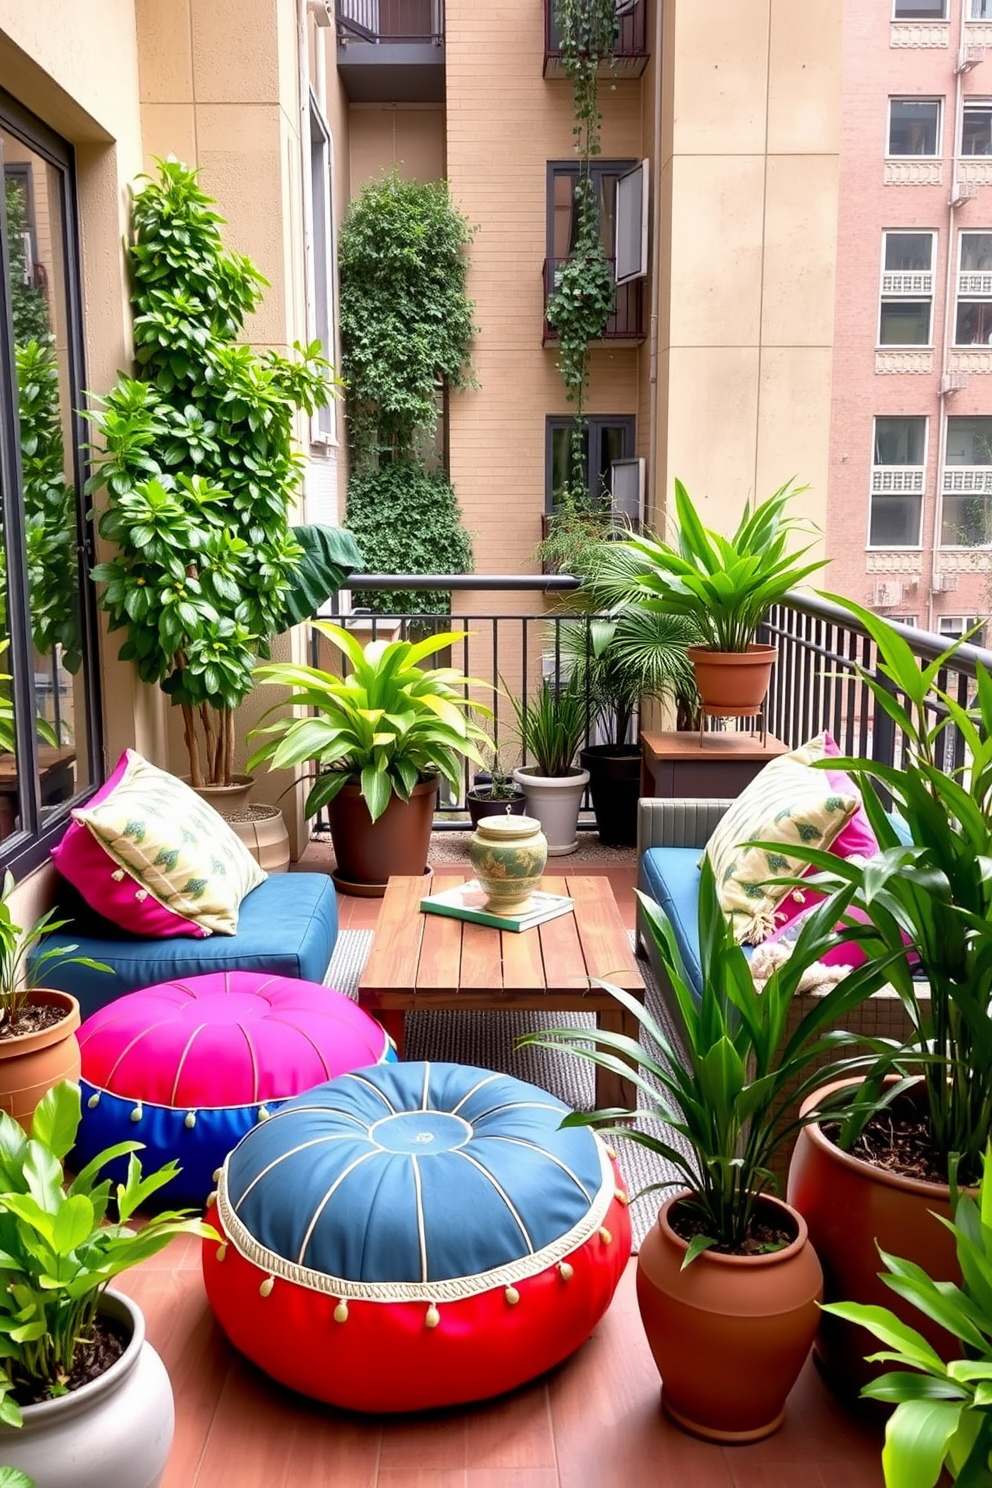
[624,478,826,653]
[0,1082,216,1426]
[823,1146,992,1488]
[510,670,588,778]
[247,621,492,822]
[0,874,109,1031]
[522,863,903,1260]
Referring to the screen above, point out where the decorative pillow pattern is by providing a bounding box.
[67,751,265,936]
[703,733,859,944]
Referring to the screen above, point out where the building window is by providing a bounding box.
[305,91,335,442]
[0,90,102,869]
[970,0,992,17]
[545,416,635,511]
[894,0,946,15]
[890,616,919,627]
[962,101,992,155]
[545,161,645,340]
[878,231,935,346]
[888,99,941,157]
[942,416,992,546]
[870,417,926,547]
[938,615,985,644]
[954,232,992,344]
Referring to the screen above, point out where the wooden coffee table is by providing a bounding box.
[358,873,646,1110]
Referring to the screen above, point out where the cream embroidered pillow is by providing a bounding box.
[702,734,858,945]
[71,751,266,935]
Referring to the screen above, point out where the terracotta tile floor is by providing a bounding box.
[115,842,885,1488]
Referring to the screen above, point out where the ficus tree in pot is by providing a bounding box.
[87,159,361,790]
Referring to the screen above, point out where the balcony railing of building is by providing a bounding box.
[336,0,444,46]
[313,576,992,826]
[543,0,648,79]
[542,259,645,344]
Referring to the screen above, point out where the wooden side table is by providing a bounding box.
[640,730,788,800]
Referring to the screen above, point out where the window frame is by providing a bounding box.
[0,86,103,876]
[940,413,992,549]
[304,88,337,446]
[886,97,942,158]
[868,414,928,550]
[877,230,936,349]
[961,99,992,157]
[544,414,636,513]
[546,158,638,264]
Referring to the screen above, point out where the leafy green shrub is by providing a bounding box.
[345,464,472,615]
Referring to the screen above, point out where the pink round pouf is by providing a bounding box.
[75,971,393,1204]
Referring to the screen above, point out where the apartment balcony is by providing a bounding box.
[543,0,648,79]
[542,258,645,345]
[335,0,445,102]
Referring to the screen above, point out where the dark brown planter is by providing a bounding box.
[787,1079,958,1398]
[465,789,527,829]
[327,775,439,897]
[686,644,777,716]
[0,990,81,1130]
[579,744,641,847]
[636,1191,822,1442]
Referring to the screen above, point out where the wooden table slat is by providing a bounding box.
[359,876,427,991]
[568,875,643,990]
[416,875,464,991]
[535,875,589,992]
[458,919,505,989]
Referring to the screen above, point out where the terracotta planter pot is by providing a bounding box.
[686,644,778,716]
[0,990,81,1130]
[328,775,439,896]
[788,1079,958,1397]
[635,1191,822,1443]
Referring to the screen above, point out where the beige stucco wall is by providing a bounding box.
[655,0,842,548]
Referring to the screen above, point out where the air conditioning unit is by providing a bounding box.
[873,580,904,609]
[956,43,985,72]
[940,370,969,396]
[933,572,960,594]
[950,179,979,208]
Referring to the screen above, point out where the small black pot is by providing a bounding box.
[579,744,642,847]
[466,789,528,829]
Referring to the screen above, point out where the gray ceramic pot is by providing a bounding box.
[0,1290,174,1488]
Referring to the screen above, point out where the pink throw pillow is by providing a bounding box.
[51,752,209,939]
[822,733,880,860]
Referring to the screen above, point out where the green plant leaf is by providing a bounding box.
[881,1398,965,1488]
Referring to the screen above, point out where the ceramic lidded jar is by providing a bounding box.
[468,814,548,916]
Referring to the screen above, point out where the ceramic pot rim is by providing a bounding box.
[658,1189,809,1267]
[15,1289,143,1425]
[0,990,80,1053]
[512,766,590,788]
[686,644,779,665]
[798,1077,952,1200]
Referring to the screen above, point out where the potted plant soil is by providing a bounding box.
[465,753,526,828]
[623,479,826,718]
[523,861,895,1442]
[779,599,992,1394]
[511,672,589,856]
[249,621,492,895]
[0,877,109,1129]
[0,1082,217,1488]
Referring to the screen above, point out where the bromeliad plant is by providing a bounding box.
[247,621,492,822]
[625,478,826,653]
[0,874,109,1033]
[0,1081,216,1425]
[523,863,903,1259]
[823,1145,992,1488]
[779,597,992,1187]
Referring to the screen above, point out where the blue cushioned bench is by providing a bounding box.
[32,872,339,1019]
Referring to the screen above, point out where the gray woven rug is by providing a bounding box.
[324,929,694,1251]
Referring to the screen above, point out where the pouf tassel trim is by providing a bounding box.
[558,1262,574,1281]
[87,1092,100,1109]
[259,1276,275,1298]
[185,1111,197,1129]
[425,1304,440,1329]
[130,1103,143,1123]
[504,1286,520,1306]
[333,1300,348,1324]
[213,1138,620,1305]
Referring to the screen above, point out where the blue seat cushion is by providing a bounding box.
[32,872,338,1018]
[639,847,708,995]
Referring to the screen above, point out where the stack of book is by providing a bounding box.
[420,880,574,933]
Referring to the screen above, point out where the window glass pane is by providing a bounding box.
[888,100,940,156]
[596,173,619,257]
[0,517,25,844]
[884,232,933,271]
[960,233,992,271]
[894,0,946,15]
[941,494,992,545]
[970,0,992,17]
[945,416,992,462]
[869,495,922,546]
[963,105,992,155]
[3,130,93,816]
[879,300,931,344]
[549,422,589,504]
[955,301,992,344]
[308,103,333,439]
[874,416,926,464]
[595,423,628,504]
[552,173,577,258]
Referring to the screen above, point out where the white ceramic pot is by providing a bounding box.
[512,766,590,856]
[0,1290,174,1488]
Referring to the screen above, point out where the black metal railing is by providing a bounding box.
[336,0,444,45]
[307,575,992,828]
[543,0,648,78]
[542,259,644,343]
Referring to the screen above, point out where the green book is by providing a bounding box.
[420,880,574,933]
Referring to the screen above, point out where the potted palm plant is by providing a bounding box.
[522,861,901,1442]
[0,876,109,1129]
[780,598,992,1393]
[0,1082,217,1488]
[623,478,827,717]
[510,670,590,856]
[248,621,492,895]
